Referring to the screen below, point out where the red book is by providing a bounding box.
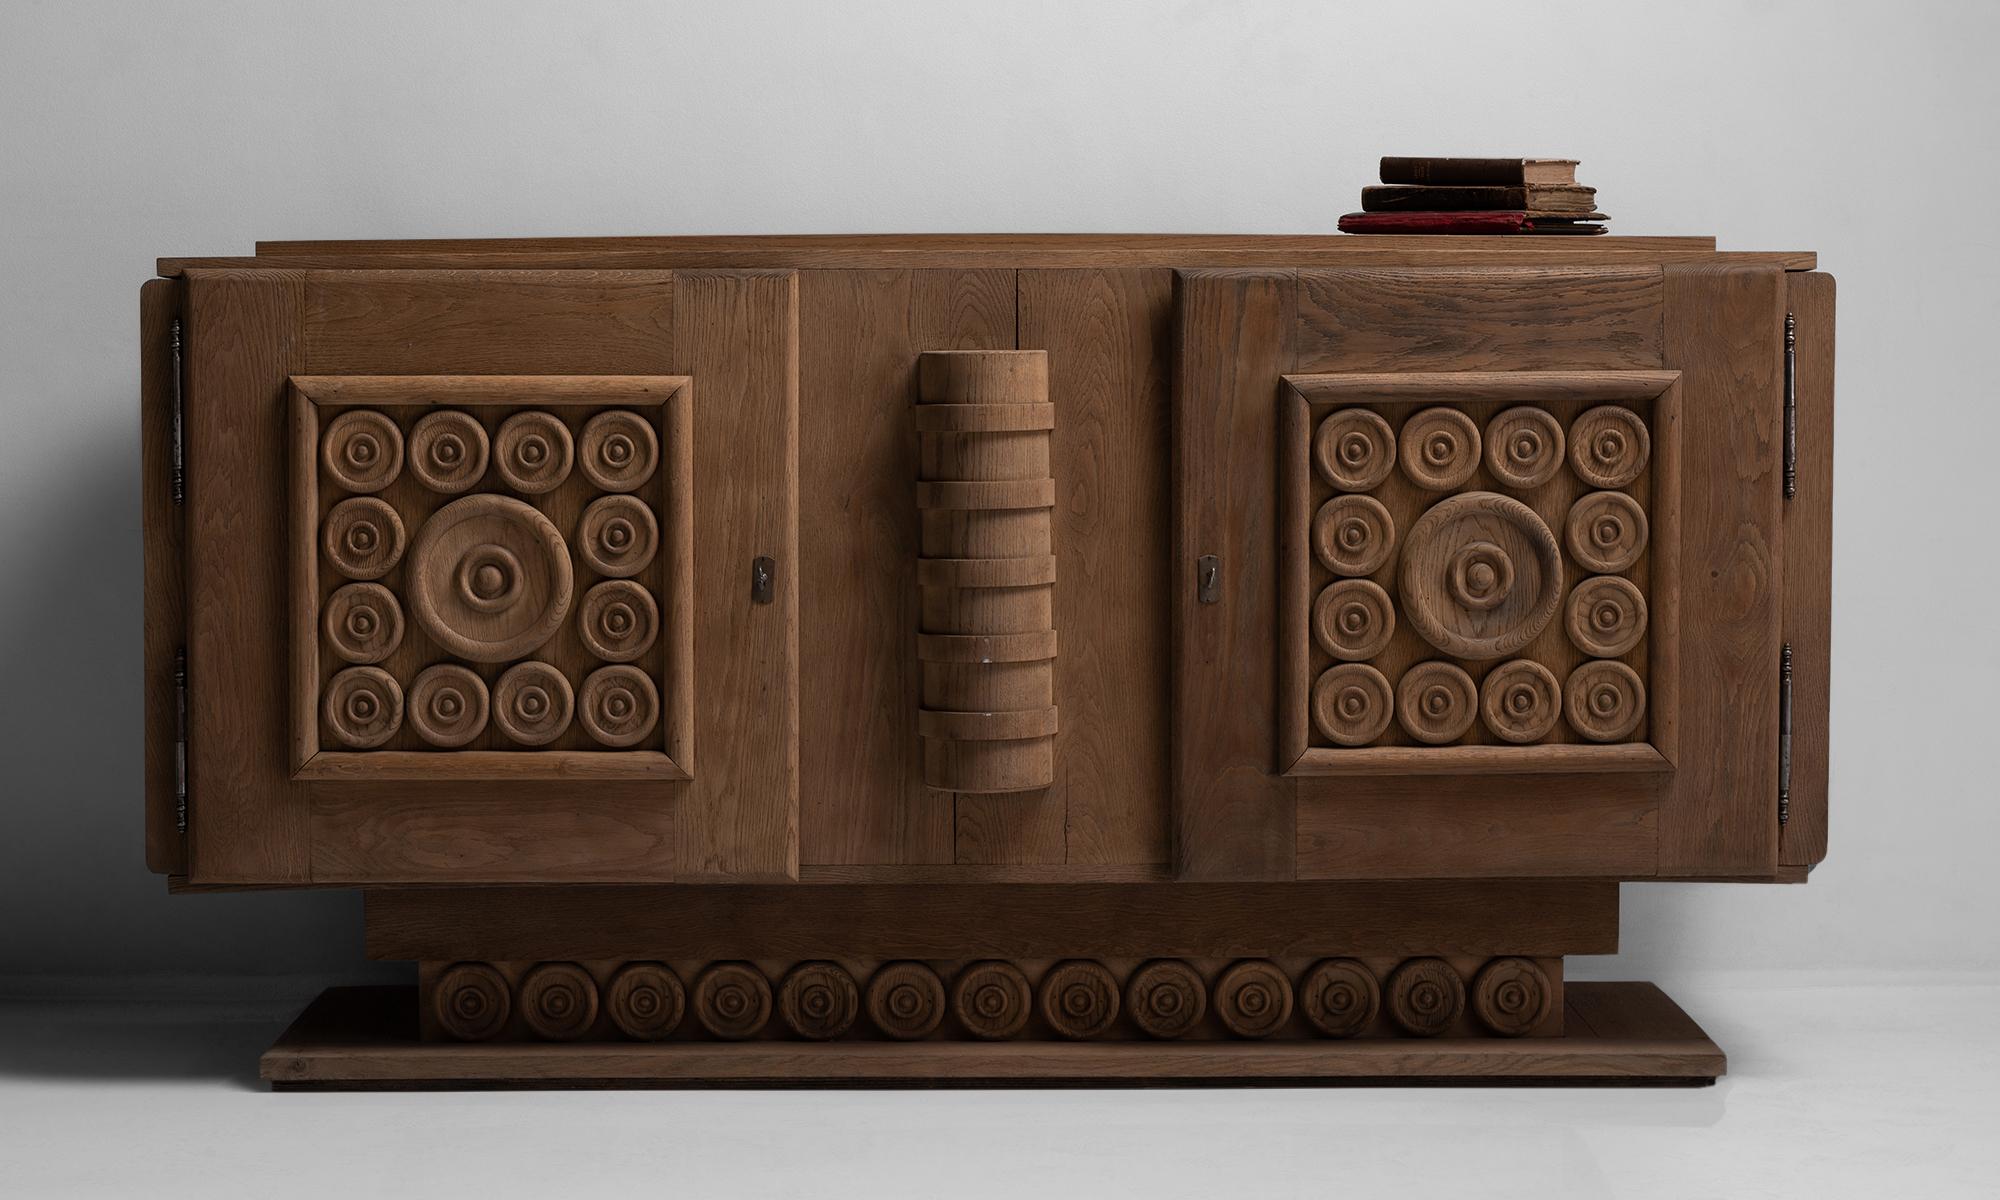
[1338,211,1604,236]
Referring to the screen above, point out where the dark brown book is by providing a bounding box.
[1379,156,1579,186]
[1363,185,1599,214]
[1338,211,1606,236]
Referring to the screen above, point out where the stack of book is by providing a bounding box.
[1339,157,1608,235]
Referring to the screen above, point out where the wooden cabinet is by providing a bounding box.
[141,236,1832,1086]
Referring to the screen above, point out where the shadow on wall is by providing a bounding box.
[0,409,374,982]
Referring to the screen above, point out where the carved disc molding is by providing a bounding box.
[1292,390,1660,757]
[422,955,1557,1042]
[292,388,684,770]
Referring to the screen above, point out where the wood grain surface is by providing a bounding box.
[1781,272,1835,871]
[140,278,186,875]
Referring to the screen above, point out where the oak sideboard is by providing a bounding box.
[139,233,1832,1087]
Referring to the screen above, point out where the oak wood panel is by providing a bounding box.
[1298,776,1659,879]
[1018,269,1173,867]
[1782,272,1835,869]
[312,784,674,882]
[304,270,676,375]
[796,269,1015,867]
[300,270,688,882]
[1295,267,1665,371]
[140,278,187,875]
[182,269,311,883]
[673,270,800,881]
[1659,265,1784,876]
[366,881,1618,961]
[1173,270,1298,880]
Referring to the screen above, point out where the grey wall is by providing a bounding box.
[2,0,1994,988]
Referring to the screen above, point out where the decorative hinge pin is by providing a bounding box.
[174,647,189,836]
[1778,643,1793,828]
[750,556,775,605]
[170,318,185,506]
[1783,312,1797,500]
[1197,555,1221,604]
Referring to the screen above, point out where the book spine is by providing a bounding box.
[1379,157,1529,186]
[1338,211,1534,235]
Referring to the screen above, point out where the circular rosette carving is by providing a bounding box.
[1479,659,1562,745]
[580,410,660,493]
[519,962,599,1041]
[1038,960,1120,1040]
[1472,957,1554,1037]
[492,661,574,746]
[779,961,861,1041]
[578,665,659,748]
[1312,495,1396,577]
[1565,660,1647,742]
[322,497,406,581]
[321,409,403,493]
[1569,405,1651,488]
[1396,661,1478,745]
[577,495,660,578]
[1399,407,1481,491]
[1398,491,1563,661]
[1124,960,1207,1040]
[1484,407,1566,489]
[693,962,772,1040]
[407,664,490,748]
[407,410,490,493]
[1300,959,1381,1038]
[1566,575,1648,658]
[323,665,403,748]
[494,411,574,494]
[1214,960,1294,1039]
[1566,491,1649,574]
[322,582,404,664]
[866,961,947,1040]
[950,960,1033,1041]
[1313,408,1397,491]
[578,580,659,662]
[1313,580,1395,662]
[605,961,685,1041]
[406,494,574,663]
[433,962,510,1042]
[1386,958,1465,1037]
[1312,663,1394,747]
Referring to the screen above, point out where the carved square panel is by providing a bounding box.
[288,375,693,780]
[1278,371,1681,776]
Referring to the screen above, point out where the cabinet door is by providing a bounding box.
[154,268,798,884]
[1174,265,1817,881]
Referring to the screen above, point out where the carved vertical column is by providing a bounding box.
[915,350,1058,793]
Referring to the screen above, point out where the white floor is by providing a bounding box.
[2,979,1995,1199]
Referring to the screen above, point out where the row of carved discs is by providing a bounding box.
[433,956,1554,1043]
[321,493,659,585]
[1314,657,1645,745]
[1316,403,1649,493]
[324,660,659,748]
[322,407,659,495]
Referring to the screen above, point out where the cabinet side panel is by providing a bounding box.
[1782,272,1835,869]
[183,270,311,883]
[796,269,1014,866]
[1172,270,1298,880]
[141,278,187,875]
[1660,264,1784,876]
[674,270,801,881]
[1020,269,1174,867]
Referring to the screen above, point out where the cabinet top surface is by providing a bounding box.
[157,233,1815,275]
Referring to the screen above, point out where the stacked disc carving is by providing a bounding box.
[1297,396,1656,754]
[303,403,673,761]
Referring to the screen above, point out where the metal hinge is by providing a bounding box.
[174,647,189,836]
[1778,643,1793,828]
[169,318,186,506]
[1782,312,1797,500]
[1197,555,1221,604]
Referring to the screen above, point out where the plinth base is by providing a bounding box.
[261,982,1722,1089]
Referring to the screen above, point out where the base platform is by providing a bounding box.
[261,982,1723,1089]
